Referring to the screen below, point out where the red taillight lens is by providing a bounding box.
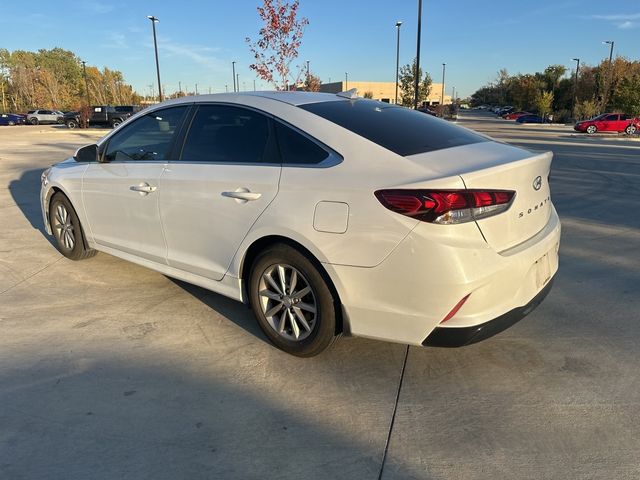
[375,189,515,224]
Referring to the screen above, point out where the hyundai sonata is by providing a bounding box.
[40,91,560,356]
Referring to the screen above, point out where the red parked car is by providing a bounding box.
[503,111,531,120]
[574,113,639,135]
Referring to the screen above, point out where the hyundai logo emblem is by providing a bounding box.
[533,176,542,191]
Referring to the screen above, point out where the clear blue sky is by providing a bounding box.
[1,1,638,98]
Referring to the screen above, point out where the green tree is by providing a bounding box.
[398,59,432,107]
[363,91,373,99]
[575,100,599,120]
[612,74,640,116]
[534,91,554,119]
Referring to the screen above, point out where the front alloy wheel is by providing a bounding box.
[586,125,597,134]
[49,192,96,260]
[249,244,337,357]
[52,203,75,251]
[625,125,637,135]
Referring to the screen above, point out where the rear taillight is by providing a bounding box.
[375,189,515,224]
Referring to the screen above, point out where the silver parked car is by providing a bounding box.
[26,109,64,125]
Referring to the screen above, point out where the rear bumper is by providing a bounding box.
[422,276,554,347]
[325,205,561,346]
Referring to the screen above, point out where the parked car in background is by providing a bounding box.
[41,92,560,357]
[516,114,545,124]
[65,106,137,129]
[497,106,514,116]
[574,113,639,135]
[114,105,142,114]
[0,113,26,126]
[26,109,64,125]
[417,107,437,116]
[503,111,531,120]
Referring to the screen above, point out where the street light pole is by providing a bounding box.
[345,72,348,90]
[602,40,615,111]
[413,0,423,109]
[236,73,240,92]
[395,21,402,105]
[232,61,237,92]
[572,58,580,120]
[81,60,90,106]
[441,63,446,107]
[147,16,163,102]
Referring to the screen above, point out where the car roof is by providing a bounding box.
[157,91,350,108]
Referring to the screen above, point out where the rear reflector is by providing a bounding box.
[375,189,515,224]
[441,293,471,323]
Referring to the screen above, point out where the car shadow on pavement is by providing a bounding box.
[168,277,269,345]
[0,351,417,480]
[8,168,55,246]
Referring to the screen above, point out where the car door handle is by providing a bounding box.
[221,189,262,202]
[130,182,157,195]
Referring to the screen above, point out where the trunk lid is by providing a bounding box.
[406,141,553,252]
[459,151,552,252]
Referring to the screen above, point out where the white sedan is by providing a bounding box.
[40,91,560,356]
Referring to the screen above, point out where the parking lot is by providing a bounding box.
[1,113,640,479]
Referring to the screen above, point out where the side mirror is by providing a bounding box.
[74,144,99,163]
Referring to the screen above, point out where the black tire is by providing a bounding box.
[586,125,597,134]
[30,118,39,125]
[49,192,96,261]
[111,119,122,128]
[66,119,78,129]
[625,125,637,135]
[249,244,337,357]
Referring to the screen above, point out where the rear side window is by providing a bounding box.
[181,105,271,163]
[104,106,188,162]
[275,122,329,165]
[300,99,486,156]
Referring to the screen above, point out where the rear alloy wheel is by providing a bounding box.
[111,119,122,128]
[8,121,15,126]
[66,120,78,129]
[625,125,637,135]
[586,125,597,134]
[49,193,96,260]
[30,118,39,125]
[249,244,337,357]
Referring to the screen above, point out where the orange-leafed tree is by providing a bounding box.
[246,0,309,90]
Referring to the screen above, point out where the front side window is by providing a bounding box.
[604,114,619,121]
[180,105,271,163]
[103,106,188,162]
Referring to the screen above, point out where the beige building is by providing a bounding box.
[319,81,451,106]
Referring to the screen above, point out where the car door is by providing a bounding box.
[599,114,618,132]
[82,105,190,263]
[619,114,631,131]
[158,103,281,281]
[40,110,52,123]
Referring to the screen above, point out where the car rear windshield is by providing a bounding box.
[300,99,486,156]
